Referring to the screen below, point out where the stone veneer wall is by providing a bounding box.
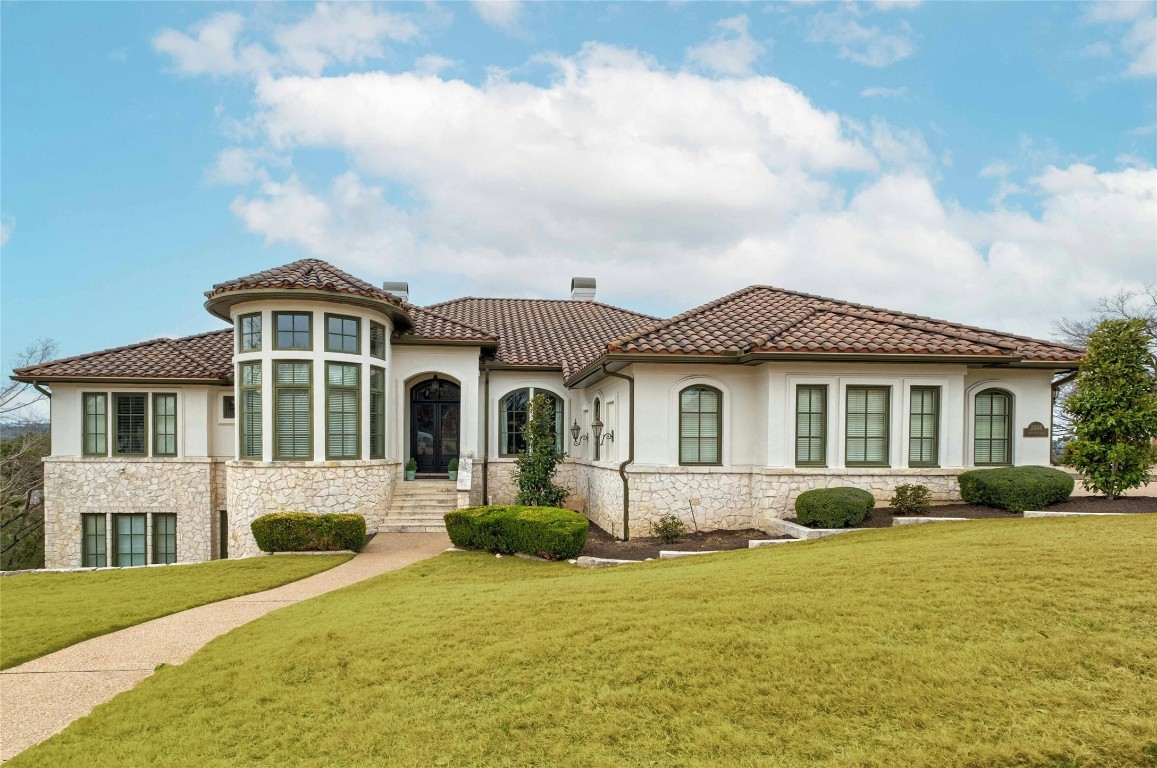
[42,457,217,568]
[485,459,582,509]
[225,460,400,558]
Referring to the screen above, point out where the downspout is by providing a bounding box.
[482,366,490,505]
[601,365,634,541]
[33,383,51,399]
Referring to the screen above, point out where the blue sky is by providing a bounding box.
[3,1,1155,374]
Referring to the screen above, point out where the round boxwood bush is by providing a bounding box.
[957,466,1074,513]
[251,512,367,553]
[443,505,589,560]
[794,487,875,528]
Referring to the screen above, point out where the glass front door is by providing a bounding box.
[410,378,460,473]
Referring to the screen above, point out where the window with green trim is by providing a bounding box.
[795,385,826,466]
[326,363,359,459]
[82,514,106,567]
[153,394,177,456]
[909,387,940,467]
[846,386,889,467]
[83,393,107,456]
[499,388,563,456]
[679,385,722,465]
[326,314,360,354]
[274,312,312,350]
[370,366,385,459]
[238,313,262,352]
[974,389,1012,466]
[113,514,146,567]
[274,361,312,460]
[153,513,176,564]
[113,393,147,456]
[370,321,386,359]
[239,362,262,459]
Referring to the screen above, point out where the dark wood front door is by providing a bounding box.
[410,378,460,474]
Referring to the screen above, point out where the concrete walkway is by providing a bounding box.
[0,532,450,762]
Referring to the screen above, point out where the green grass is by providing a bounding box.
[11,518,1157,768]
[0,555,350,669]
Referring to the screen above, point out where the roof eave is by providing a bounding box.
[392,336,497,350]
[10,375,232,386]
[204,288,412,328]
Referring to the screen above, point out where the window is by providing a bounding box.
[679,385,722,465]
[326,314,360,354]
[153,394,177,456]
[274,312,312,350]
[222,395,236,420]
[113,393,147,456]
[499,388,563,456]
[153,514,177,565]
[909,387,940,467]
[326,363,359,460]
[239,363,262,459]
[795,385,826,467]
[593,398,601,461]
[370,321,386,359]
[82,514,106,567]
[370,366,385,459]
[846,386,889,467]
[274,361,312,460]
[113,514,146,567]
[238,313,261,352]
[974,389,1012,466]
[83,393,107,456]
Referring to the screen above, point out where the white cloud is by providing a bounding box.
[807,5,916,67]
[980,160,1014,178]
[1084,0,1157,78]
[859,85,908,98]
[686,14,767,77]
[472,1,523,33]
[1080,40,1113,59]
[206,147,290,186]
[414,54,457,76]
[1129,121,1157,136]
[0,216,13,246]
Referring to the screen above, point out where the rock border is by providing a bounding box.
[659,550,721,559]
[576,556,644,569]
[1022,510,1130,518]
[892,517,971,526]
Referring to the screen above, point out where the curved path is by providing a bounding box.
[0,532,450,762]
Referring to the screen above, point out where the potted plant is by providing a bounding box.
[404,458,417,481]
[447,459,459,481]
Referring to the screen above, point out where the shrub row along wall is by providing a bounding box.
[445,506,589,560]
[251,513,367,553]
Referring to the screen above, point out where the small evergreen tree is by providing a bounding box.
[1064,318,1157,499]
[512,393,569,507]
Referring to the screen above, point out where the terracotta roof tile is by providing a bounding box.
[14,330,234,381]
[401,304,500,344]
[205,258,407,311]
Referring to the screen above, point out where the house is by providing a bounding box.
[13,259,1082,567]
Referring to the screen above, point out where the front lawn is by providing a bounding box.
[0,555,350,669]
[11,518,1157,767]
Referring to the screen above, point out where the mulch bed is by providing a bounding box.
[804,495,1157,528]
[580,525,785,561]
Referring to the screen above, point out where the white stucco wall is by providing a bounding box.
[390,345,482,463]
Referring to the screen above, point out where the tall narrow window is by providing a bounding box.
[153,514,177,564]
[326,363,359,459]
[370,366,386,459]
[113,393,147,456]
[795,385,826,466]
[274,312,312,350]
[909,387,940,467]
[593,398,601,461]
[82,514,106,567]
[500,389,530,456]
[222,395,236,420]
[113,514,146,567]
[83,393,107,456]
[326,314,360,354]
[974,389,1012,466]
[274,361,312,460]
[238,313,262,352]
[153,394,177,456]
[679,386,722,466]
[846,386,889,467]
[239,362,262,459]
[370,321,386,359]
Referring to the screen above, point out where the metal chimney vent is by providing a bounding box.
[570,277,596,301]
[382,281,409,302]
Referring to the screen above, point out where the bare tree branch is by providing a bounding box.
[1,338,59,425]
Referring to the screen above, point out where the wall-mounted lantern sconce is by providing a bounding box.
[570,419,588,446]
[592,416,614,444]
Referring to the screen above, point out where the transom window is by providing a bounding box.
[238,313,262,352]
[500,388,563,456]
[274,312,312,350]
[113,394,147,456]
[326,314,360,354]
[370,366,386,459]
[679,385,722,466]
[909,387,940,467]
[846,386,889,467]
[370,321,386,359]
[795,385,826,467]
[153,514,177,565]
[274,361,312,460]
[239,363,262,459]
[83,393,107,456]
[153,394,177,457]
[82,514,106,567]
[326,363,360,460]
[113,514,146,567]
[974,389,1012,466]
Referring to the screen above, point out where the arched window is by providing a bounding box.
[679,385,722,466]
[500,388,563,456]
[974,389,1012,466]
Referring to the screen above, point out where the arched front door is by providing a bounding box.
[410,377,460,474]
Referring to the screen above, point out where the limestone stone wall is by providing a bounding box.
[42,457,217,568]
[485,459,581,509]
[574,462,626,538]
[628,466,755,535]
[225,460,400,557]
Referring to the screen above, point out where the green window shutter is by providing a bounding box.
[113,394,147,456]
[326,362,359,460]
[679,386,722,465]
[846,386,889,467]
[152,394,177,456]
[795,385,826,466]
[274,362,312,460]
[83,393,108,456]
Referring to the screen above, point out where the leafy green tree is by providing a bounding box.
[1064,318,1157,499]
[512,393,569,507]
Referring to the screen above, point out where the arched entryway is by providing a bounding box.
[410,376,460,474]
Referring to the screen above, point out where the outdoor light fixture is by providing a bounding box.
[430,374,441,392]
[570,419,588,446]
[592,416,614,444]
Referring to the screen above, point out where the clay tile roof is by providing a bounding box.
[205,258,408,311]
[13,329,234,381]
[608,286,1083,363]
[401,304,500,344]
[423,298,659,379]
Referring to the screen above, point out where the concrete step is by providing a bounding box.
[378,523,447,533]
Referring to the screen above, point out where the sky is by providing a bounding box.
[2,1,1156,379]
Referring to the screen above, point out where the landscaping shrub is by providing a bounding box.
[444,506,588,560]
[890,484,932,516]
[795,487,875,528]
[651,514,687,545]
[957,466,1074,512]
[251,513,367,553]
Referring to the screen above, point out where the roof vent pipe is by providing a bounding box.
[382,281,409,302]
[571,277,596,301]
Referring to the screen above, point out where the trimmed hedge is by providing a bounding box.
[795,487,875,528]
[251,513,367,553]
[444,506,589,561]
[958,466,1074,513]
